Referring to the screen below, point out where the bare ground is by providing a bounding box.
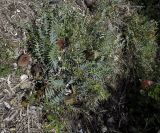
[0,0,44,132]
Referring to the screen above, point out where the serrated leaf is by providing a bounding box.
[52,79,64,88]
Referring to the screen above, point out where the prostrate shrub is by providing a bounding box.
[26,0,158,132]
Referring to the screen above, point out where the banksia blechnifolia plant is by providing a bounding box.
[26,0,158,132]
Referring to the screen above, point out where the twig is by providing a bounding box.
[27,105,30,133]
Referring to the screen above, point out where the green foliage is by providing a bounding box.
[0,64,12,77]
[123,13,157,78]
[148,84,160,102]
[26,0,158,132]
[43,1,115,110]
[44,113,64,133]
[27,1,114,131]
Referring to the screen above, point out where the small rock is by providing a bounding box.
[16,9,20,13]
[10,128,16,132]
[12,63,17,70]
[20,74,28,81]
[107,117,114,123]
[3,101,11,109]
[20,81,31,89]
[102,126,107,133]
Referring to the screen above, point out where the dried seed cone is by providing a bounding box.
[17,53,30,67]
